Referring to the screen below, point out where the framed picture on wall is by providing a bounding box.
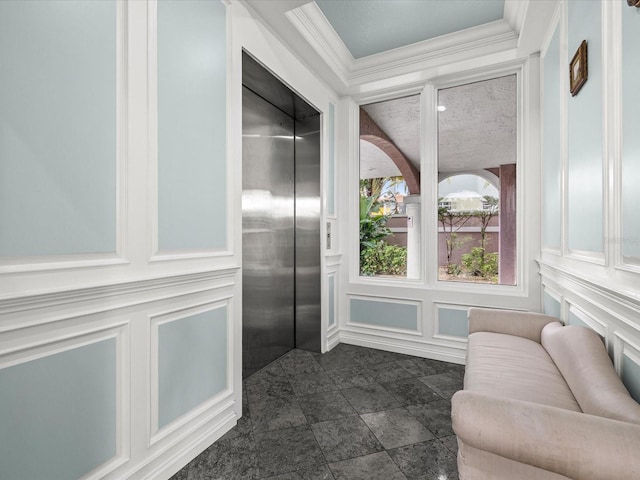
[570,40,588,97]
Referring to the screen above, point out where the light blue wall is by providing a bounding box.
[316,0,504,59]
[543,291,561,319]
[0,339,117,480]
[566,0,603,254]
[568,310,589,329]
[328,275,336,327]
[542,24,561,250]
[621,4,640,260]
[327,103,336,216]
[350,298,418,331]
[0,0,117,257]
[157,0,227,251]
[437,307,469,338]
[622,355,640,403]
[158,307,228,428]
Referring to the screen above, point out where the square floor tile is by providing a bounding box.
[439,435,459,455]
[396,358,447,377]
[419,374,463,399]
[406,400,453,438]
[313,349,359,370]
[297,391,357,424]
[325,366,376,389]
[341,383,401,414]
[350,348,402,365]
[361,407,435,450]
[186,434,258,480]
[254,425,326,477]
[311,415,383,463]
[249,396,307,431]
[289,371,337,396]
[279,356,324,377]
[382,378,441,406]
[279,349,315,359]
[328,451,406,480]
[263,464,335,480]
[246,375,295,404]
[387,439,458,480]
[364,361,415,383]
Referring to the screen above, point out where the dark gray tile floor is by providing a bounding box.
[172,344,462,480]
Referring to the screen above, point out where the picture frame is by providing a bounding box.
[628,0,640,7]
[569,40,588,97]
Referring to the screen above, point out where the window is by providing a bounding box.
[437,75,517,285]
[359,94,421,279]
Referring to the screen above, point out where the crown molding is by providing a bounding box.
[285,2,352,85]
[504,0,529,37]
[286,3,520,89]
[349,20,518,84]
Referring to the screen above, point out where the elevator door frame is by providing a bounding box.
[241,51,322,379]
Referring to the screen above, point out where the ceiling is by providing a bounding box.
[315,0,505,59]
[243,0,552,93]
[360,74,516,176]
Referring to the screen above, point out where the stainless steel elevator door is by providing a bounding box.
[294,114,321,352]
[242,86,295,378]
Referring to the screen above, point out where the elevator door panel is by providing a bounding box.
[242,86,295,378]
[295,114,321,352]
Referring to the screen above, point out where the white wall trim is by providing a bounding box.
[0,267,238,333]
[148,298,233,445]
[504,0,529,37]
[339,329,466,365]
[285,2,520,88]
[0,1,129,275]
[346,293,423,336]
[432,303,470,344]
[147,0,234,261]
[0,322,131,480]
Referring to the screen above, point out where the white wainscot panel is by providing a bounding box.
[567,304,607,340]
[348,294,422,336]
[151,0,229,256]
[542,286,562,319]
[0,323,130,480]
[150,300,233,445]
[0,0,128,273]
[433,304,469,343]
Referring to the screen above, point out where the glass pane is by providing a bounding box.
[437,75,517,285]
[359,94,421,278]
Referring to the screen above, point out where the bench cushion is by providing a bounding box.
[465,331,581,412]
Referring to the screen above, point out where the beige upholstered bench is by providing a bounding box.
[452,307,640,480]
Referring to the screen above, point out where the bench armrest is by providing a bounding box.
[452,390,640,480]
[468,307,559,343]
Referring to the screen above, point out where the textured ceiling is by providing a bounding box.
[315,0,505,59]
[360,74,516,177]
[438,74,517,172]
[361,94,421,169]
[359,140,401,179]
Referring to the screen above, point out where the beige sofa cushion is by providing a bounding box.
[465,330,581,411]
[541,322,640,424]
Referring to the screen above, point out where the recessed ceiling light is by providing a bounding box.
[437,105,447,112]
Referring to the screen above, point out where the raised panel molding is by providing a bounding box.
[149,299,233,445]
[0,1,128,274]
[347,294,422,336]
[433,304,470,343]
[539,259,640,366]
[0,322,130,480]
[0,267,239,333]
